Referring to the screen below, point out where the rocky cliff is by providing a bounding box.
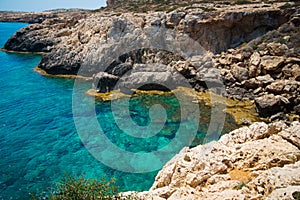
[0,9,88,24]
[122,120,300,199]
[213,14,300,120]
[3,1,299,119]
[4,2,293,70]
[1,1,300,199]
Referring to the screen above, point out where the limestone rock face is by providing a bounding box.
[0,9,87,24]
[124,121,300,200]
[2,2,300,119]
[3,10,88,53]
[3,3,292,75]
[213,12,300,119]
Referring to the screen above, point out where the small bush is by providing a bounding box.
[278,37,286,44]
[293,191,300,200]
[235,182,247,190]
[252,44,260,51]
[31,174,120,200]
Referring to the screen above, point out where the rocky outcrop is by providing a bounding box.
[2,2,299,119]
[91,49,188,92]
[1,2,300,199]
[3,3,294,74]
[106,0,121,6]
[92,72,119,92]
[0,9,88,24]
[3,11,88,53]
[122,121,300,199]
[213,13,300,119]
[254,94,284,118]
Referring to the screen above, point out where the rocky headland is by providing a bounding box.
[2,1,299,121]
[1,0,300,199]
[0,9,89,24]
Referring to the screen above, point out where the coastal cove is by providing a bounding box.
[0,22,239,199]
[0,22,157,199]
[0,0,299,198]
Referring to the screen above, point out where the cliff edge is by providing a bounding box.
[123,120,300,199]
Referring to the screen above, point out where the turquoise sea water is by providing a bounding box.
[0,22,238,199]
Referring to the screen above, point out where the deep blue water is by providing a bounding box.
[0,22,238,199]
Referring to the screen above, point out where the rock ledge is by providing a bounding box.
[123,121,300,200]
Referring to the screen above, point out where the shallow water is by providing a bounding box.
[0,22,238,199]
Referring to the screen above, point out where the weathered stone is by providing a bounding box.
[253,87,263,95]
[231,65,249,82]
[295,105,300,115]
[128,121,300,200]
[242,78,259,89]
[266,186,300,200]
[218,58,229,65]
[92,72,119,93]
[260,56,285,71]
[266,42,289,56]
[2,3,292,77]
[283,80,299,93]
[168,12,185,26]
[224,72,236,83]
[254,94,282,117]
[110,63,133,77]
[115,63,187,93]
[286,57,300,64]
[240,45,253,59]
[256,74,274,85]
[249,51,261,66]
[282,64,294,78]
[266,80,285,94]
[230,53,243,63]
[270,112,288,122]
[150,18,161,26]
[248,65,261,77]
[291,64,300,81]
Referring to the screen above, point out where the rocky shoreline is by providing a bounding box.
[2,1,299,121]
[122,120,300,199]
[213,14,300,121]
[0,9,89,24]
[1,1,300,199]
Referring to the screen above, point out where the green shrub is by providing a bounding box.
[278,37,286,44]
[31,174,121,200]
[235,182,247,190]
[293,191,300,200]
[252,44,260,51]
